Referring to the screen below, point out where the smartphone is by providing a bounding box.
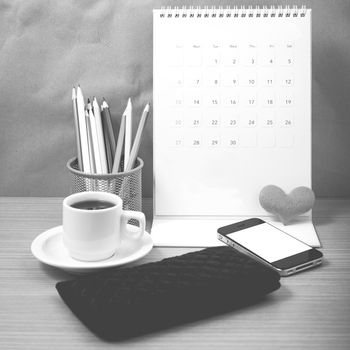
[217,218,323,276]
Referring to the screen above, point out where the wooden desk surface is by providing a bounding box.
[0,197,350,350]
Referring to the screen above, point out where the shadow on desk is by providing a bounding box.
[40,263,77,280]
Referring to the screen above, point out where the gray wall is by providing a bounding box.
[0,0,349,198]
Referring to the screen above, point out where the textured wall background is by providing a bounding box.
[0,0,349,198]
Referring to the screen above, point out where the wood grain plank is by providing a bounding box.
[0,197,349,349]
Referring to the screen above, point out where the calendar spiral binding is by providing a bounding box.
[157,5,308,18]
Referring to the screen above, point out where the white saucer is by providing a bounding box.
[31,225,153,274]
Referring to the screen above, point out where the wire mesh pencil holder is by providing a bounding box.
[66,157,143,215]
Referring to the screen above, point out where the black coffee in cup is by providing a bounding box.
[71,200,115,211]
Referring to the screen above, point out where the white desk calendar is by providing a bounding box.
[152,6,320,247]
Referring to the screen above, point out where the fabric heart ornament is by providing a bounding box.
[259,185,315,225]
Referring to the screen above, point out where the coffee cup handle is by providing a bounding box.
[120,210,146,239]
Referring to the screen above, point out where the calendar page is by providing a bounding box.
[153,7,311,217]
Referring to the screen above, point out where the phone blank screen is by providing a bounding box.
[227,223,310,263]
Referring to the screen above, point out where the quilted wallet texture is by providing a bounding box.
[56,246,280,340]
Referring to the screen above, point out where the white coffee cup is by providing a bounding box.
[62,191,146,261]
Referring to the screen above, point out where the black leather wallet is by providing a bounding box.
[56,246,280,340]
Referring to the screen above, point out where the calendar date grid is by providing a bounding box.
[160,42,296,149]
